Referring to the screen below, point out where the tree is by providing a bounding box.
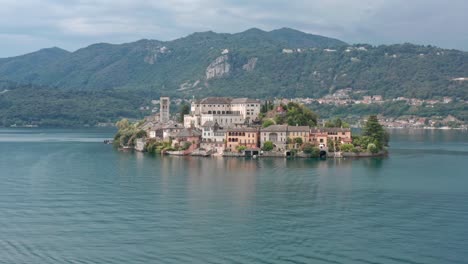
[135,129,147,138]
[178,103,190,123]
[367,143,379,153]
[327,139,339,152]
[352,135,373,149]
[236,145,247,152]
[362,115,389,149]
[262,119,275,128]
[262,141,274,151]
[181,141,192,150]
[325,118,349,128]
[293,137,303,145]
[116,118,130,130]
[302,143,320,157]
[340,143,354,152]
[282,102,318,127]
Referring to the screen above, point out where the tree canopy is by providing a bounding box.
[283,102,318,127]
[362,115,390,149]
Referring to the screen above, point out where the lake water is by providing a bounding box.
[0,128,467,264]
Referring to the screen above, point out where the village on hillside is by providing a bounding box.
[113,96,389,158]
[273,88,466,129]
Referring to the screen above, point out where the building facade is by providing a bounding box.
[172,128,202,152]
[184,97,261,129]
[287,126,310,144]
[309,128,352,149]
[200,121,227,154]
[260,125,289,151]
[225,127,259,151]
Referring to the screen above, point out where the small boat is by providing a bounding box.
[103,139,114,144]
[118,146,133,152]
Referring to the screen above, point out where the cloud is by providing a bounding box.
[0,0,466,57]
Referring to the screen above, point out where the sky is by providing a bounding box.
[1,0,467,57]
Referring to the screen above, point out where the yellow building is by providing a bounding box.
[225,127,259,151]
[309,128,352,150]
[287,125,310,146]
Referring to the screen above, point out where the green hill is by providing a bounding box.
[0,28,346,90]
[0,28,466,99]
[0,28,467,127]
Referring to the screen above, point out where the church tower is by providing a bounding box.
[160,97,170,123]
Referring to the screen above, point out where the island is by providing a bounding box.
[113,97,389,158]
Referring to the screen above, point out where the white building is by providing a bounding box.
[200,120,227,154]
[184,97,261,129]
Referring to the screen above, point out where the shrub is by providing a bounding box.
[262,119,275,128]
[367,143,379,154]
[293,137,303,145]
[262,141,274,151]
[302,143,319,157]
[181,142,192,150]
[340,143,354,152]
[236,145,247,152]
[135,129,147,138]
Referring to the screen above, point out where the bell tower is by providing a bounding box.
[160,97,170,123]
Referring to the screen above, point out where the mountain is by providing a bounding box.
[0,28,348,92]
[0,28,466,101]
[0,47,70,83]
[0,28,467,127]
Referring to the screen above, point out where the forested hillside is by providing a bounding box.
[0,28,466,99]
[0,27,467,126]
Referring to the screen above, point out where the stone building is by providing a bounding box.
[160,97,170,123]
[260,125,289,151]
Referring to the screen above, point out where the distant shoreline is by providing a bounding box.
[383,126,467,130]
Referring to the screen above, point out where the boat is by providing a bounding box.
[103,139,114,144]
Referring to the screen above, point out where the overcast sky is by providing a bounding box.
[1,0,467,57]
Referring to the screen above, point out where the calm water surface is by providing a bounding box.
[0,128,467,264]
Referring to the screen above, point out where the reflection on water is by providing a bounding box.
[0,128,467,263]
